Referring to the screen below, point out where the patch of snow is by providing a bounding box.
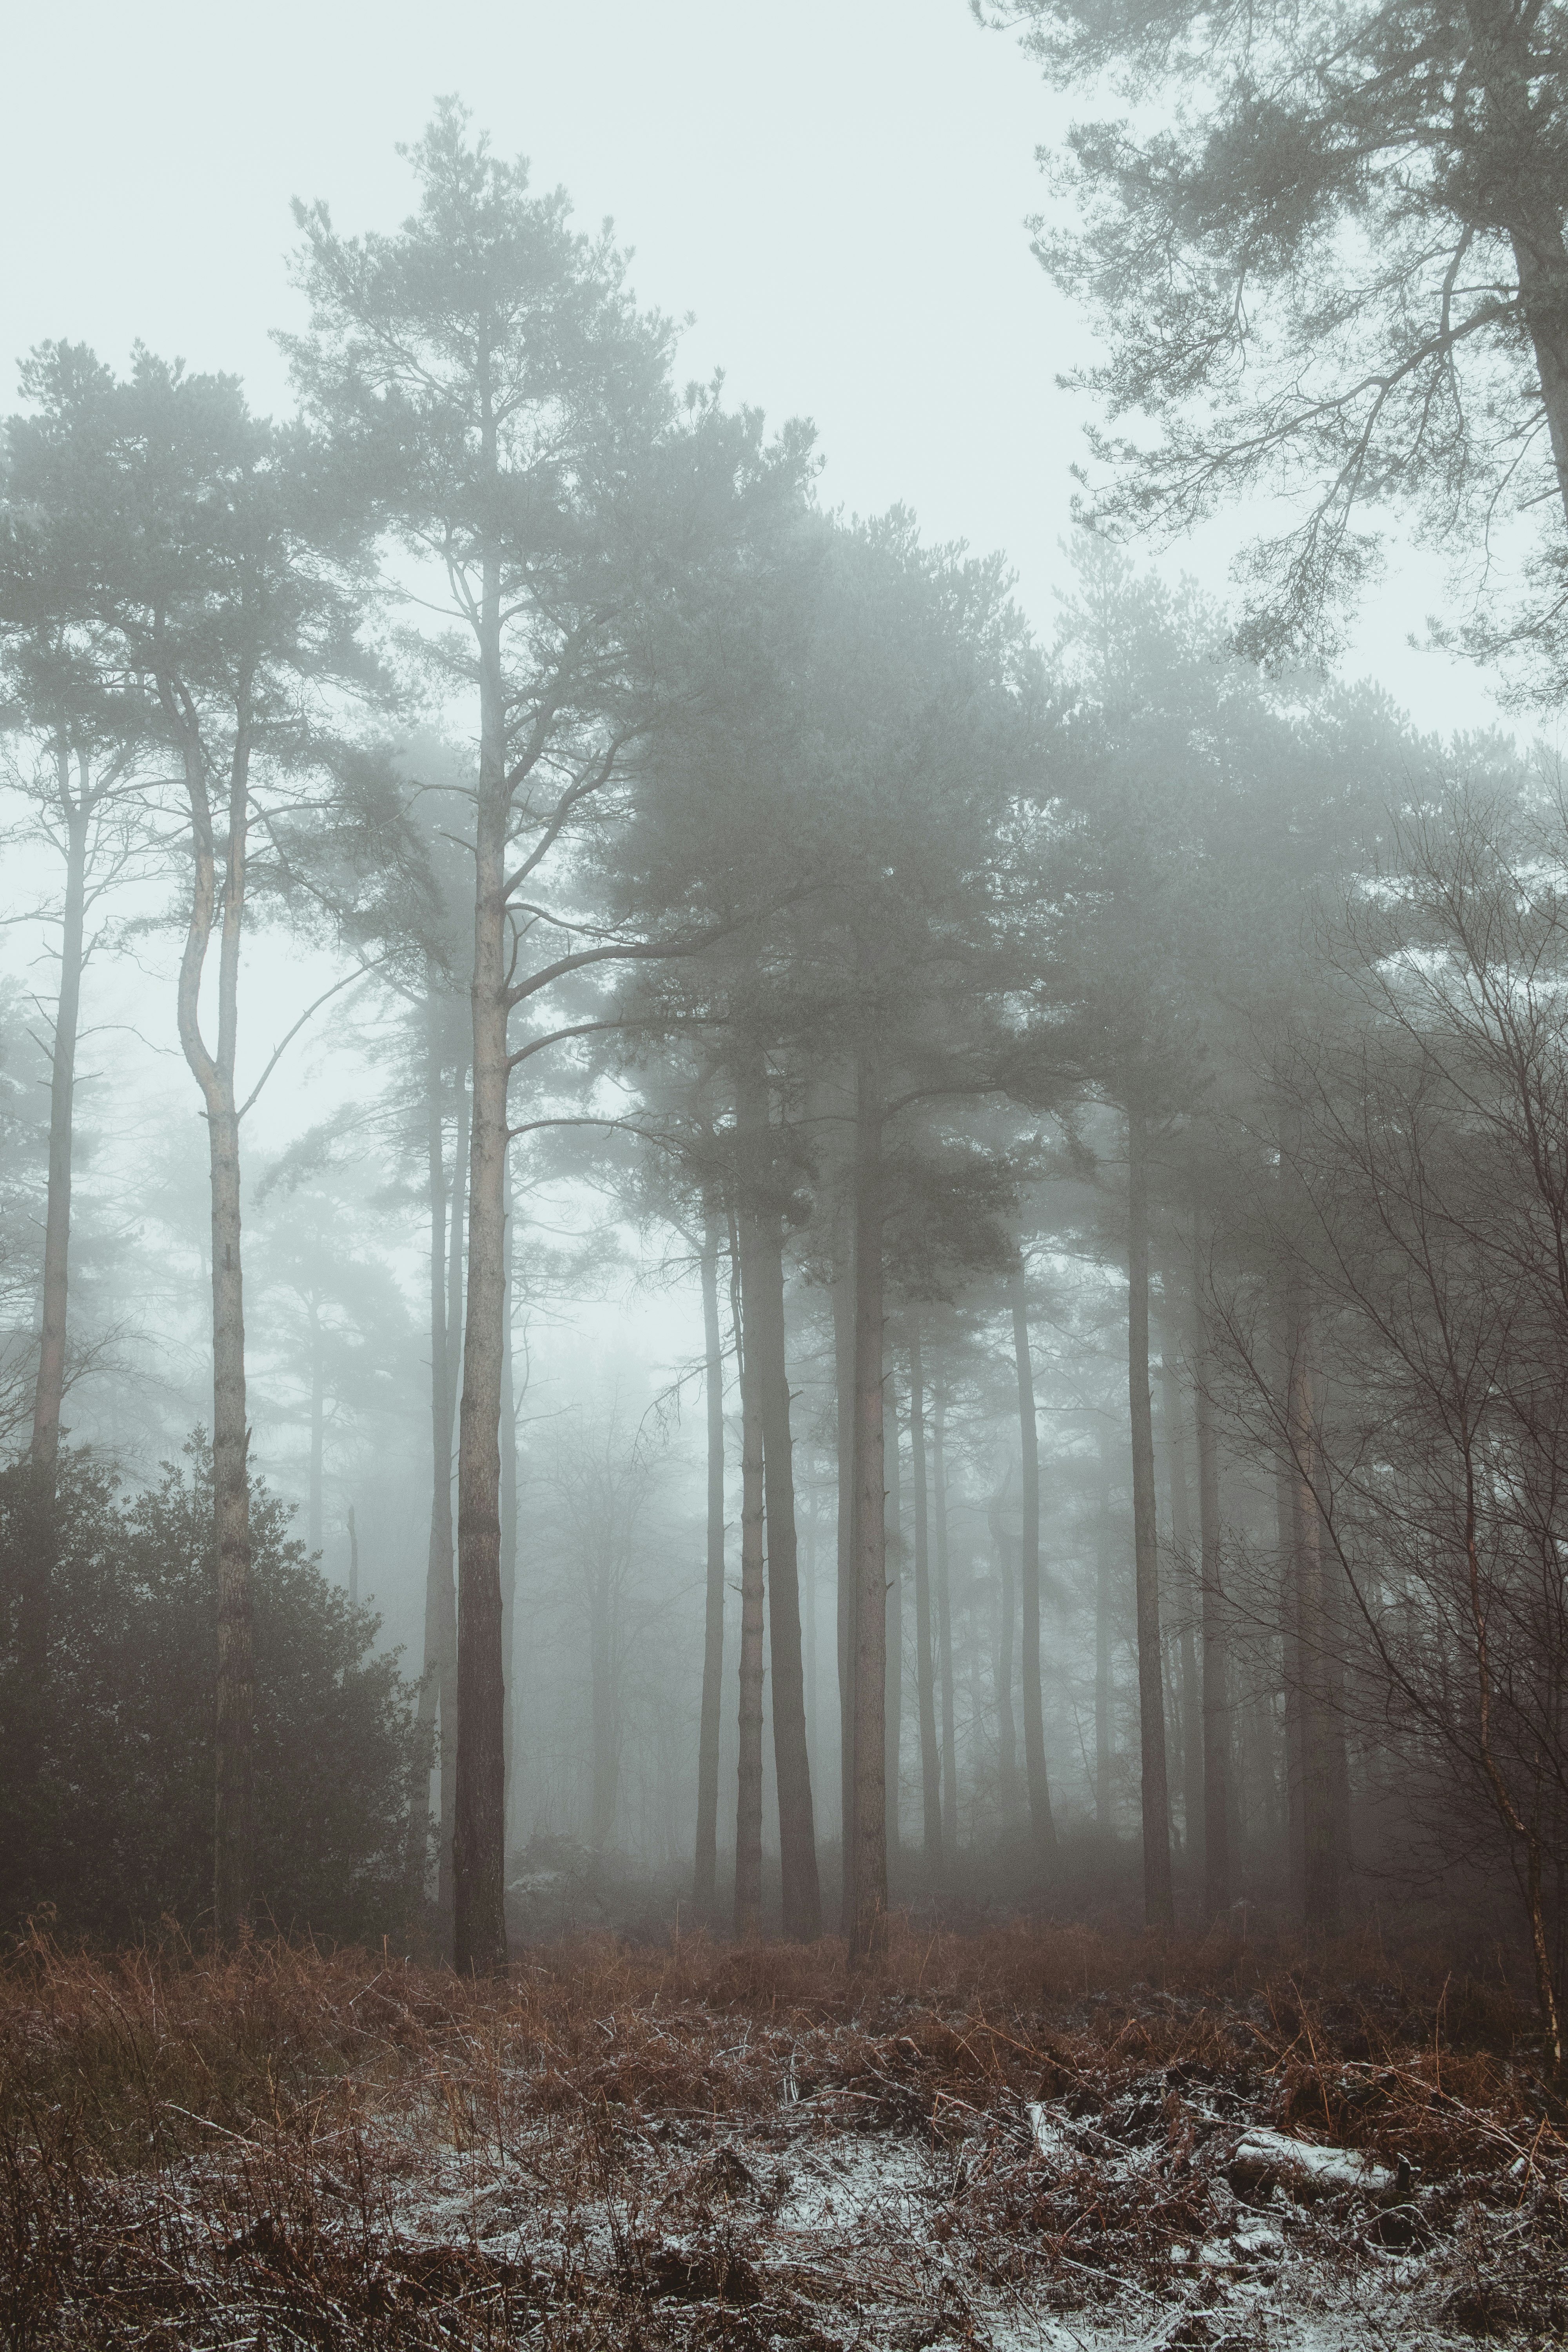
[1231,2127,1396,2200]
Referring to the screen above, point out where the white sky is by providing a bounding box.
[0,0,1520,738]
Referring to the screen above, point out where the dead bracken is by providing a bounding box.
[2,1920,1563,2348]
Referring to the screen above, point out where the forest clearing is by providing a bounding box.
[4,1924,1564,2350]
[7,3,1568,2345]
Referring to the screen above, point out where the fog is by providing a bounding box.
[4,0,1568,2078]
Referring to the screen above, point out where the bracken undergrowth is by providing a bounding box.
[0,1919,1562,2348]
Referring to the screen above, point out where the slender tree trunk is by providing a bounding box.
[19,771,87,1830]
[1160,1350,1202,1875]
[734,1212,766,1941]
[30,778,87,1471]
[1285,1291,1341,1941]
[589,1559,618,1847]
[437,1074,468,1942]
[832,1211,857,1935]
[1192,1267,1232,1919]
[805,1483,819,1784]
[694,1210,727,1918]
[170,695,254,1948]
[500,1153,519,1857]
[737,1057,821,1940]
[207,1081,251,1945]
[347,1504,359,1610]
[308,1295,325,1555]
[453,491,511,1974]
[884,1372,903,1871]
[848,1047,888,1958]
[933,1373,959,1871]
[1094,1439,1113,1834]
[1011,1274,1056,1864]
[988,1479,1020,1827]
[1127,1103,1174,1932]
[408,989,450,1907]
[1276,1443,1307,1921]
[909,1324,942,1867]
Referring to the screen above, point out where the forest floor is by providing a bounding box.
[2,1920,1564,2350]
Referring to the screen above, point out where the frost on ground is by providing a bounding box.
[2,1925,1564,2348]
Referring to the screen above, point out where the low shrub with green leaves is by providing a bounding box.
[0,1440,428,1945]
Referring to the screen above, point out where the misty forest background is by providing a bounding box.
[4,0,1568,2067]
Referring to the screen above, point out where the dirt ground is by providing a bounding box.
[2,1920,1563,2348]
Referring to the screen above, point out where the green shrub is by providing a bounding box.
[0,1440,429,1945]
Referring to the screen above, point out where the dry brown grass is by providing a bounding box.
[0,1918,1561,2347]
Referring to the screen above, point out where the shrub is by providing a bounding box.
[0,1439,428,1945]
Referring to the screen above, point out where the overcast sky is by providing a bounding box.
[1,0,1521,739]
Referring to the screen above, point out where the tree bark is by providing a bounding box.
[693,1209,727,1918]
[909,1323,943,1866]
[804,1483,819,1783]
[588,1543,619,1849]
[832,1211,857,1935]
[1284,1288,1341,1941]
[1276,1441,1307,1922]
[988,1477,1020,1827]
[848,1047,888,1958]
[933,1372,959,1871]
[733,1205,766,1941]
[30,768,87,1472]
[437,1071,467,1941]
[308,1294,325,1555]
[168,683,255,1949]
[737,1057,821,1941]
[1192,1267,1232,1920]
[1465,0,1568,528]
[1011,1274,1056,1865]
[884,1372,903,1870]
[408,988,453,1913]
[1094,1438,1113,1834]
[1160,1349,1203,1873]
[500,1152,519,1856]
[453,490,510,1972]
[1126,1102,1174,1932]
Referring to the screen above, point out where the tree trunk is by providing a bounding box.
[805,1483,819,1782]
[1276,1442,1307,1921]
[1094,1438,1113,1835]
[1126,1102,1174,1932]
[848,1048,888,1958]
[454,510,510,1975]
[1160,1350,1202,1874]
[884,1372,902,1870]
[1285,1289,1341,1941]
[693,1209,727,1918]
[988,1478,1020,1826]
[408,988,452,1910]
[308,1295,325,1555]
[348,1503,359,1609]
[1011,1274,1056,1864]
[737,1057,821,1941]
[170,695,254,1949]
[500,1153,519,1857]
[733,1207,766,1941]
[933,1373,959,1871]
[909,1324,943,1867]
[832,1212,857,1935]
[589,1553,619,1848]
[30,777,87,1471]
[1192,1268,1232,1919]
[1467,0,1568,528]
[437,1072,467,1942]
